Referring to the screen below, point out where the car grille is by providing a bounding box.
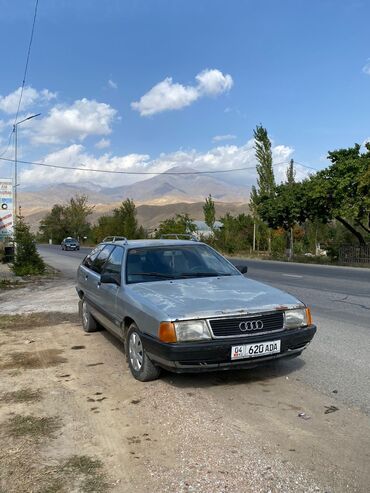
[209,312,284,338]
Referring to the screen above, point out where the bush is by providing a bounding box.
[12,217,45,276]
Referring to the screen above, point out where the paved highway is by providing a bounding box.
[38,244,370,414]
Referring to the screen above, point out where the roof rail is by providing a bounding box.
[102,236,128,244]
[160,234,198,241]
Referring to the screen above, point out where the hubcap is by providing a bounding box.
[129,332,143,371]
[82,301,89,328]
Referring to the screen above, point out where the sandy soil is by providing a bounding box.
[1,283,370,492]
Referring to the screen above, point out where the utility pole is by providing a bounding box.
[13,113,41,218]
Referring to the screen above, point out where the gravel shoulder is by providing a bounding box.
[0,280,369,492]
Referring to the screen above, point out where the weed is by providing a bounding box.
[0,349,67,370]
[1,388,42,403]
[4,414,61,439]
[0,312,79,331]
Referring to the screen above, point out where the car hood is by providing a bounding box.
[128,275,303,320]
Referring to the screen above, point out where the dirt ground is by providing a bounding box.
[1,281,370,493]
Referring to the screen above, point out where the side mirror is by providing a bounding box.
[236,265,248,275]
[100,272,121,286]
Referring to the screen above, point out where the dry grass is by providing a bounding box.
[4,414,61,439]
[0,312,79,331]
[0,388,42,403]
[0,349,67,370]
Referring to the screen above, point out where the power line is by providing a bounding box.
[13,0,40,126]
[0,130,14,158]
[0,0,40,159]
[0,156,319,175]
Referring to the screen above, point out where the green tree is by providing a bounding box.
[156,214,196,238]
[306,144,370,245]
[39,204,69,244]
[113,199,139,238]
[212,213,254,253]
[64,195,94,240]
[203,194,216,230]
[286,158,296,185]
[250,125,276,252]
[13,217,45,276]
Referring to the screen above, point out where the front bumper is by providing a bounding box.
[142,325,316,373]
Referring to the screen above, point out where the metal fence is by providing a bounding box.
[339,244,370,264]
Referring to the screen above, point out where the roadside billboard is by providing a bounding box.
[0,178,14,240]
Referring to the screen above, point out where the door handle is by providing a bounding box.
[97,281,101,288]
[85,275,88,281]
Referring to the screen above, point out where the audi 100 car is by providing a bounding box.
[76,239,316,381]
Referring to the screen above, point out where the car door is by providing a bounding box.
[84,244,115,323]
[78,244,106,301]
[98,245,125,338]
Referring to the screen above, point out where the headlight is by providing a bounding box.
[284,308,312,329]
[174,320,212,342]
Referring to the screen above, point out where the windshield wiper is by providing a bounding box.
[178,272,232,278]
[129,272,175,279]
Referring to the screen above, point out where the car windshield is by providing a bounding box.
[126,244,239,284]
[65,238,77,243]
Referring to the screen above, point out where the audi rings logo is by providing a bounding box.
[239,320,264,332]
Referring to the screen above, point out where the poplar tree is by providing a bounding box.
[203,194,216,230]
[250,125,276,251]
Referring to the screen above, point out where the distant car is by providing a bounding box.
[76,239,316,382]
[61,237,80,251]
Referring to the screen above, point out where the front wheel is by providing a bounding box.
[126,324,161,381]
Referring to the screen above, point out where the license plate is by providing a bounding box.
[231,340,281,360]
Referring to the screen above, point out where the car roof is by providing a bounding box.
[101,239,203,248]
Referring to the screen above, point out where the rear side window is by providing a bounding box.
[102,246,124,276]
[91,245,115,274]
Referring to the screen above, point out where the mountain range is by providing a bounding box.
[20,166,250,214]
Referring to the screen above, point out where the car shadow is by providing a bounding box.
[161,356,305,389]
[97,327,306,389]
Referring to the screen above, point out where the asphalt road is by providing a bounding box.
[38,244,370,414]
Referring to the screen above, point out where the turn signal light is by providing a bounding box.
[305,307,313,326]
[159,322,177,343]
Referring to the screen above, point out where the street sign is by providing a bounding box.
[0,178,14,240]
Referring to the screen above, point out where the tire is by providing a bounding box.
[126,323,161,381]
[80,298,98,332]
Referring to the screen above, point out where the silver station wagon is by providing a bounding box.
[76,239,316,381]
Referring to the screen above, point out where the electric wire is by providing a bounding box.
[0,156,319,175]
[0,0,39,158]
[13,0,40,127]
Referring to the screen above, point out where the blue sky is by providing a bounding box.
[0,0,369,188]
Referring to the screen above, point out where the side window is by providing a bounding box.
[91,245,115,274]
[102,246,124,276]
[82,244,105,270]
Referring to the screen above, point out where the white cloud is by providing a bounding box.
[31,98,117,145]
[212,134,236,142]
[196,69,233,96]
[95,138,111,149]
[362,59,370,75]
[131,69,233,116]
[108,79,118,89]
[131,78,198,116]
[18,138,306,190]
[0,86,56,114]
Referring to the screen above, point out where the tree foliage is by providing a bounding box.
[256,143,370,246]
[39,195,93,243]
[13,217,45,276]
[250,125,275,213]
[91,199,145,242]
[156,214,196,238]
[203,194,216,229]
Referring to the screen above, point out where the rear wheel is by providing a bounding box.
[80,298,98,332]
[126,324,161,381]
